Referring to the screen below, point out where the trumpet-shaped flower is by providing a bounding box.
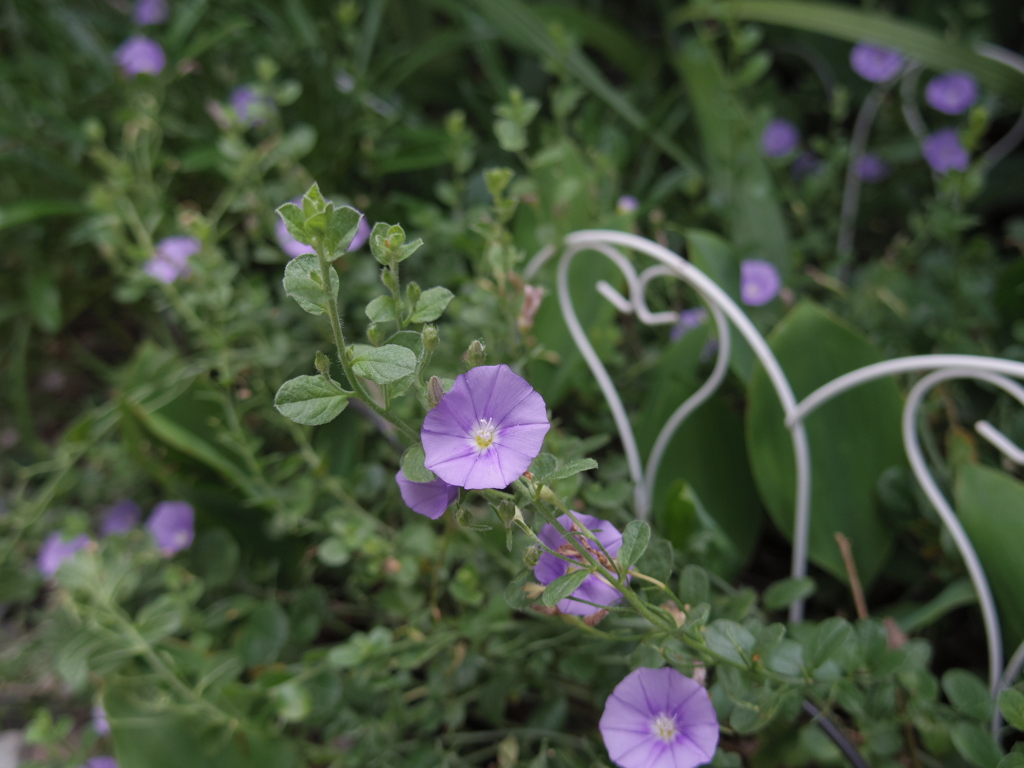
[600,667,719,768]
[740,259,781,306]
[422,364,549,490]
[37,532,91,578]
[925,72,978,115]
[395,469,458,520]
[923,129,970,174]
[146,501,194,556]
[113,35,166,77]
[534,513,624,615]
[850,43,904,83]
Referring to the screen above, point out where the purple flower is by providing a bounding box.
[92,703,110,735]
[395,469,458,520]
[616,195,639,214]
[790,151,822,181]
[599,667,719,768]
[37,532,91,578]
[100,499,141,536]
[740,259,782,306]
[275,198,370,258]
[230,85,276,127]
[146,501,195,556]
[669,308,708,342]
[850,43,904,83]
[113,36,166,77]
[81,758,118,768]
[534,513,625,616]
[854,153,890,183]
[143,235,200,283]
[422,364,549,490]
[925,71,979,115]
[133,0,168,25]
[761,119,800,158]
[922,129,970,174]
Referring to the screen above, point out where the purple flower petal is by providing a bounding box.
[669,308,707,342]
[275,197,370,258]
[100,499,141,536]
[395,468,458,520]
[740,259,781,307]
[82,757,119,768]
[790,151,822,181]
[37,532,91,578]
[616,195,639,214]
[92,703,110,735]
[230,85,276,127]
[422,365,549,490]
[854,153,890,183]
[599,667,719,768]
[146,501,195,556]
[760,119,800,158]
[925,71,978,115]
[849,43,904,83]
[534,513,624,616]
[113,36,166,77]
[144,235,200,283]
[922,129,970,174]
[133,0,168,25]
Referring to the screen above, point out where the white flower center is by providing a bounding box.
[651,712,678,744]
[472,418,498,450]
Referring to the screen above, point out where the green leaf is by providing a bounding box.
[704,619,757,666]
[763,577,817,611]
[998,689,1024,731]
[803,617,853,670]
[746,302,903,585]
[270,680,312,723]
[529,453,558,478]
[189,529,240,588]
[401,444,436,483]
[274,376,349,426]
[618,521,651,571]
[235,602,289,667]
[951,722,1004,768]
[541,568,591,608]
[679,565,710,606]
[997,755,1024,768]
[366,295,399,323]
[302,182,327,216]
[275,202,309,247]
[891,577,977,633]
[283,254,339,315]
[675,1,1024,103]
[409,286,455,323]
[0,199,86,231]
[322,205,363,262]
[955,464,1024,649]
[535,458,598,484]
[351,344,418,385]
[135,595,185,643]
[943,669,995,723]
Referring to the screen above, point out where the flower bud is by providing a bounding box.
[494,499,516,525]
[367,323,385,347]
[314,351,331,375]
[427,376,446,409]
[385,224,406,251]
[422,325,439,354]
[523,545,542,567]
[455,505,474,528]
[466,339,486,368]
[406,281,421,308]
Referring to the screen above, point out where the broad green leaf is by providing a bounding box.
[409,286,455,323]
[189,528,240,588]
[322,205,363,261]
[943,669,995,723]
[535,458,598,484]
[366,295,399,323]
[675,1,1024,103]
[529,453,558,479]
[274,375,349,426]
[803,617,853,670]
[746,302,903,585]
[351,344,418,385]
[998,689,1024,732]
[704,619,756,666]
[135,595,185,644]
[997,755,1024,768]
[618,520,651,571]
[541,568,591,607]
[283,254,338,315]
[951,722,1004,768]
[236,602,289,667]
[763,577,817,611]
[678,564,710,606]
[275,202,309,246]
[401,444,436,483]
[954,464,1024,649]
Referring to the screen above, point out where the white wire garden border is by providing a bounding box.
[526,229,1024,735]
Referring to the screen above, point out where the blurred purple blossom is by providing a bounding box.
[740,259,782,306]
[37,532,91,578]
[854,153,890,183]
[922,129,970,174]
[113,36,166,77]
[395,469,458,520]
[760,119,800,158]
[616,195,639,214]
[790,151,822,181]
[850,43,904,83]
[275,197,370,258]
[925,71,979,115]
[534,514,624,616]
[81,758,119,768]
[422,364,549,490]
[133,0,168,25]
[100,499,141,536]
[146,501,195,556]
[599,667,719,768]
[92,703,110,735]
[229,85,276,127]
[669,308,708,342]
[143,235,200,283]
